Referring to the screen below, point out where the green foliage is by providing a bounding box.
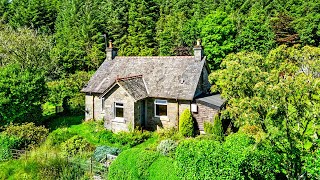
[235,7,275,54]
[108,148,159,180]
[93,146,121,162]
[156,139,177,156]
[176,133,280,179]
[198,11,236,69]
[47,71,92,113]
[45,115,83,131]
[0,26,56,80]
[3,123,48,149]
[303,145,320,179]
[111,130,152,148]
[3,0,57,32]
[212,115,224,138]
[0,64,47,125]
[45,128,77,147]
[0,135,22,161]
[148,156,179,180]
[211,45,320,178]
[179,109,194,137]
[121,0,159,56]
[157,127,183,141]
[204,121,214,134]
[60,135,93,157]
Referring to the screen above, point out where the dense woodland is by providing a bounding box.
[0,0,320,179]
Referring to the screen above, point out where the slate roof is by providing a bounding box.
[117,75,148,101]
[195,94,225,109]
[81,56,206,100]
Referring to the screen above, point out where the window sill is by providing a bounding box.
[155,116,169,121]
[112,118,125,123]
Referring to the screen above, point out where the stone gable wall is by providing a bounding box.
[192,103,219,131]
[103,85,135,132]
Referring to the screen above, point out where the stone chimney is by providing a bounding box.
[106,40,117,61]
[194,39,203,61]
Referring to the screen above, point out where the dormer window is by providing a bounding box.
[154,99,167,117]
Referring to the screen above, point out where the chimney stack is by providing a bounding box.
[106,40,117,61]
[194,39,203,61]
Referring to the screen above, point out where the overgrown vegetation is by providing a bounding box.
[0,0,320,179]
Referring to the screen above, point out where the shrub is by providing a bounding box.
[112,130,152,147]
[108,148,159,180]
[3,123,49,149]
[0,135,22,161]
[93,146,122,162]
[148,156,179,180]
[179,109,194,137]
[46,128,76,147]
[60,135,93,157]
[157,139,177,156]
[158,127,183,140]
[204,121,214,134]
[212,115,223,137]
[176,133,280,179]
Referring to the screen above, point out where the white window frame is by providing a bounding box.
[114,102,124,120]
[154,99,168,117]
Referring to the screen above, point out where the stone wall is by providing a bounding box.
[145,98,191,130]
[103,84,135,132]
[192,103,219,131]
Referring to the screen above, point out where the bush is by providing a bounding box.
[108,148,159,180]
[204,121,214,134]
[148,156,179,180]
[212,115,223,137]
[176,133,280,179]
[45,128,76,147]
[158,127,183,140]
[60,135,93,157]
[157,139,177,156]
[112,130,152,147]
[179,109,194,137]
[0,135,22,161]
[93,146,121,162]
[3,123,49,149]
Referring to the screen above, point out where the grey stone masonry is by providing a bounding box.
[192,103,219,131]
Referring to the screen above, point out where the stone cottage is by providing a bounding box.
[81,40,225,132]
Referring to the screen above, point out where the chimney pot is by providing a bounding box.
[106,40,117,61]
[194,39,203,61]
[109,40,113,48]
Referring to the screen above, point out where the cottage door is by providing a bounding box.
[140,100,146,128]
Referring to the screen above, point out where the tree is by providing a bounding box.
[198,11,236,70]
[236,7,275,54]
[3,0,58,32]
[0,64,47,125]
[0,26,57,80]
[53,0,110,74]
[47,71,93,114]
[120,0,159,56]
[211,45,320,179]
